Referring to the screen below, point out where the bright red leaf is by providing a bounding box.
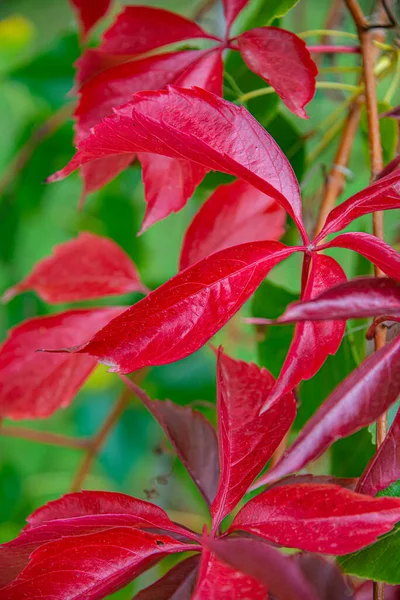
[211,350,296,528]
[122,376,220,507]
[315,170,400,242]
[253,334,400,488]
[1,528,193,600]
[3,232,147,304]
[237,27,318,118]
[222,0,250,32]
[206,538,317,600]
[49,87,307,240]
[134,555,200,599]
[358,405,400,497]
[179,179,286,270]
[276,277,400,323]
[262,254,346,411]
[230,483,400,554]
[0,308,124,420]
[323,232,400,281]
[174,48,224,96]
[70,0,111,40]
[192,548,267,600]
[53,241,298,373]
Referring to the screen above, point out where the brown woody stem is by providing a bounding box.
[345,2,388,599]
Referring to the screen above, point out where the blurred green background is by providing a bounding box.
[0,0,399,596]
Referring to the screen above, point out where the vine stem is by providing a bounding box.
[238,81,360,103]
[69,387,133,492]
[345,1,388,599]
[0,425,90,450]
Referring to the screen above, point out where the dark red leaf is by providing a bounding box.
[222,0,250,32]
[262,254,346,411]
[49,87,307,240]
[267,474,358,491]
[314,171,400,242]
[134,556,200,599]
[253,334,400,488]
[97,6,220,56]
[291,554,354,600]
[205,539,316,600]
[323,232,400,281]
[355,582,400,599]
[377,155,400,180]
[192,548,267,600]
[180,180,286,270]
[1,528,192,600]
[276,277,400,323]
[211,350,296,528]
[138,154,207,233]
[70,0,111,40]
[122,376,219,507]
[0,308,124,420]
[237,27,317,118]
[230,483,400,554]
[0,491,195,589]
[358,405,400,496]
[55,241,298,373]
[3,232,147,304]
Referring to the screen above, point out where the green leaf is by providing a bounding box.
[338,524,400,584]
[240,0,300,29]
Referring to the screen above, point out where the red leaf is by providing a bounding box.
[122,376,220,507]
[276,277,400,323]
[49,87,307,240]
[358,404,400,496]
[97,6,220,56]
[70,0,111,40]
[192,548,267,600]
[263,254,346,411]
[323,232,400,281]
[0,491,194,588]
[205,539,316,600]
[229,483,400,554]
[222,0,250,32]
[1,528,192,600]
[138,154,207,233]
[377,155,400,180]
[134,556,200,599]
[211,350,296,528]
[253,334,400,488]
[291,554,354,600]
[237,27,317,118]
[80,155,135,201]
[3,232,147,304]
[315,171,400,242]
[267,474,358,491]
[0,308,124,419]
[175,48,224,96]
[180,180,286,270]
[55,241,298,373]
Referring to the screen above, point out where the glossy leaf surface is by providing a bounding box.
[180,179,286,270]
[0,308,124,419]
[230,483,400,554]
[254,334,400,487]
[3,232,147,303]
[237,27,317,118]
[60,242,297,373]
[211,350,296,527]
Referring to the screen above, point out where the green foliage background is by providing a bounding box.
[0,0,398,595]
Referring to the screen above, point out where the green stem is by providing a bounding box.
[237,81,360,104]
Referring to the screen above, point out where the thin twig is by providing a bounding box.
[0,425,90,450]
[345,2,388,599]
[70,387,132,492]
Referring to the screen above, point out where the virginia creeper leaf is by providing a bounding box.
[230,483,400,554]
[192,548,267,600]
[253,334,400,487]
[211,350,296,528]
[55,242,298,373]
[315,171,400,242]
[134,556,200,599]
[237,27,317,118]
[3,232,147,303]
[122,376,219,507]
[263,254,346,410]
[206,539,316,600]
[222,0,250,32]
[174,48,224,96]
[291,554,354,599]
[80,155,135,201]
[179,180,286,270]
[49,87,307,239]
[0,308,124,419]
[70,0,111,40]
